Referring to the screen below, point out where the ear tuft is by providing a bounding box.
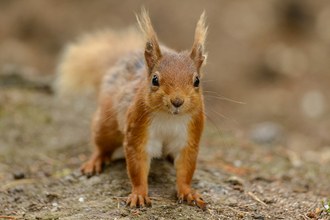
[191,12,208,70]
[136,8,162,72]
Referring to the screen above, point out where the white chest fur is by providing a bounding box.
[146,112,191,162]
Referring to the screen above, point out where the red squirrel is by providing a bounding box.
[56,9,208,209]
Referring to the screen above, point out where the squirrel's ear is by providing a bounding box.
[190,12,208,71]
[144,40,161,72]
[136,8,162,72]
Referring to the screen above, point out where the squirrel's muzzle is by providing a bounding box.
[171,98,184,108]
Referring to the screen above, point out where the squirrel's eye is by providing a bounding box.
[152,75,159,86]
[194,77,200,87]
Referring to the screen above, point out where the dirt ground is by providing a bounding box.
[1,0,330,219]
[0,89,329,219]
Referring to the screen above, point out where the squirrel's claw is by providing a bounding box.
[126,194,152,208]
[145,196,152,207]
[177,190,207,210]
[130,195,138,208]
[178,194,184,204]
[138,195,145,207]
[80,154,104,177]
[194,196,207,210]
[187,193,194,205]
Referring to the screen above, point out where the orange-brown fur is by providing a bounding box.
[56,9,208,209]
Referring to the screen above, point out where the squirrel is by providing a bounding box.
[56,9,208,209]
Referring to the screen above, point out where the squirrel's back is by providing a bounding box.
[55,27,143,96]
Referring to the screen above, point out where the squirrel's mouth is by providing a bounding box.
[169,109,180,115]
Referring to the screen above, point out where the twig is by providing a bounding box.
[248,191,267,207]
[301,214,309,220]
[207,208,213,214]
[38,153,57,164]
[239,203,256,208]
[0,179,38,192]
[226,206,244,216]
[0,216,23,219]
[112,196,127,201]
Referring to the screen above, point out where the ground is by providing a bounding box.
[0,87,329,220]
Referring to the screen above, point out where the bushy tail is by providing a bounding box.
[55,26,143,96]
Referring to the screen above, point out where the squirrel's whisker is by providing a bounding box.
[131,103,163,133]
[203,100,239,125]
[127,99,163,115]
[102,99,163,124]
[189,103,229,147]
[203,93,246,105]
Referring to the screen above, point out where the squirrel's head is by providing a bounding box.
[137,9,208,116]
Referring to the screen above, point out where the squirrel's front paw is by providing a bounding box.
[80,158,103,178]
[178,190,207,210]
[126,193,152,208]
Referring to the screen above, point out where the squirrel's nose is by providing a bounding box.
[171,98,184,108]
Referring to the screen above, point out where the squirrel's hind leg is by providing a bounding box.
[81,98,124,178]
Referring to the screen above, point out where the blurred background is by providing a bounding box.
[0,0,329,175]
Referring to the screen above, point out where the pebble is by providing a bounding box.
[63,175,75,183]
[249,122,283,145]
[226,176,244,185]
[198,180,224,193]
[86,176,102,185]
[71,170,82,178]
[234,160,242,167]
[13,171,25,180]
[51,207,58,212]
[224,197,237,206]
[79,197,84,202]
[253,215,265,219]
[79,176,86,182]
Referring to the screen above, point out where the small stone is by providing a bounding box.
[13,171,25,180]
[219,188,228,195]
[51,207,58,212]
[79,176,86,182]
[198,180,209,188]
[224,197,237,206]
[79,197,84,202]
[45,192,60,200]
[226,176,244,185]
[253,215,265,219]
[52,202,58,207]
[234,160,242,167]
[86,176,101,185]
[64,175,75,183]
[233,185,244,192]
[71,170,82,178]
[264,197,276,204]
[249,122,284,145]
